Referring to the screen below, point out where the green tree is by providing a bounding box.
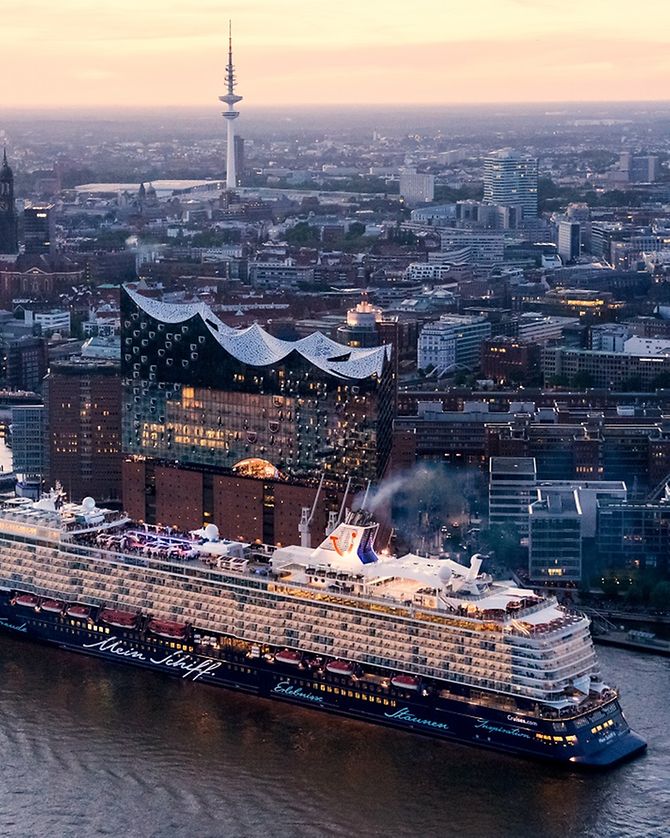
[601,574,622,598]
[286,222,320,246]
[346,222,366,239]
[572,371,595,389]
[650,581,670,610]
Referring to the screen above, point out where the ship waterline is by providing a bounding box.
[0,490,647,766]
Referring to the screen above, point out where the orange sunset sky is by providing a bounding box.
[3,0,670,109]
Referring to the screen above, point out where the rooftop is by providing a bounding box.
[124,286,391,380]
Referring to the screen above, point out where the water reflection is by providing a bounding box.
[0,638,665,837]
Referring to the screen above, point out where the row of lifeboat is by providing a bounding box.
[273,648,420,690]
[11,595,187,639]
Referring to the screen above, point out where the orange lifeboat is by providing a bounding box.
[67,604,91,619]
[326,660,356,676]
[275,649,302,665]
[100,608,138,629]
[14,593,39,609]
[391,674,420,691]
[41,599,64,614]
[148,619,187,639]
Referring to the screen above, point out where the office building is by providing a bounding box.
[120,288,395,542]
[44,358,122,504]
[6,336,47,392]
[481,337,541,384]
[23,308,71,336]
[589,324,631,352]
[558,219,581,263]
[541,345,670,390]
[10,405,45,496]
[597,493,670,574]
[23,205,55,255]
[619,152,660,184]
[420,314,491,369]
[489,456,537,536]
[438,230,505,267]
[0,149,18,255]
[417,322,456,374]
[399,170,435,206]
[529,489,583,582]
[483,149,538,219]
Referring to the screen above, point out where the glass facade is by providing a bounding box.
[121,290,395,486]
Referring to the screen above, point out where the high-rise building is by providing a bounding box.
[489,456,537,536]
[483,149,538,219]
[120,287,395,542]
[10,405,45,496]
[399,170,435,206]
[219,22,243,190]
[619,152,660,184]
[529,489,582,582]
[23,205,55,255]
[44,358,122,504]
[0,149,18,255]
[419,315,492,370]
[558,219,581,263]
[417,323,456,374]
[597,492,670,574]
[6,336,47,392]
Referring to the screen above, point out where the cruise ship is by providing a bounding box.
[0,489,646,767]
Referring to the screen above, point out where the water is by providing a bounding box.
[0,638,667,838]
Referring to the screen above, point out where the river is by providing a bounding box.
[0,637,667,838]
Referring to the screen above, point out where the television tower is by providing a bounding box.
[219,21,242,190]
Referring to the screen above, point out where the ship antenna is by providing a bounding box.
[336,476,352,526]
[309,473,325,523]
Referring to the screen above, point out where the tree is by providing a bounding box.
[572,371,595,389]
[479,524,521,569]
[601,575,620,598]
[285,222,320,247]
[650,581,670,611]
[346,222,366,239]
[652,372,670,390]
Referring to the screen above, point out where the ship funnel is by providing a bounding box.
[311,518,380,569]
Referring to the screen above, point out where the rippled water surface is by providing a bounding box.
[0,636,667,837]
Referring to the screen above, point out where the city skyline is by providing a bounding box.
[3,0,670,109]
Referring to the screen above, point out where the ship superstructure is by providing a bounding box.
[0,492,646,766]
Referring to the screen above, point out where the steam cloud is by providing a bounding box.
[355,463,482,553]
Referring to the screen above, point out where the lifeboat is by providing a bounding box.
[148,619,186,639]
[391,674,420,691]
[67,604,91,619]
[41,599,64,614]
[275,649,302,665]
[14,593,39,609]
[100,608,138,629]
[326,660,356,676]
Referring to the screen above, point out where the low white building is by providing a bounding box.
[24,308,71,335]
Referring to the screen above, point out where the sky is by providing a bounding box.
[2,0,670,109]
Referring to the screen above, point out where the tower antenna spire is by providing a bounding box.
[219,20,242,189]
